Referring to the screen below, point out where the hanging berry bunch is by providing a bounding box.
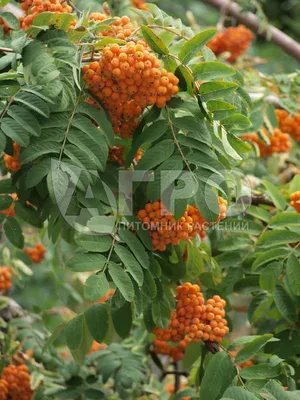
[153,337,191,361]
[137,198,227,251]
[207,24,254,62]
[82,40,179,138]
[4,143,21,172]
[0,364,33,400]
[0,266,12,294]
[290,191,300,213]
[242,128,290,158]
[108,146,143,166]
[153,283,229,361]
[275,109,300,142]
[89,14,135,40]
[20,0,74,30]
[24,243,46,264]
[131,0,149,11]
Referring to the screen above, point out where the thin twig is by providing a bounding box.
[65,0,82,16]
[216,0,231,31]
[82,55,101,62]
[166,106,197,181]
[149,25,189,41]
[0,47,15,53]
[75,43,95,48]
[162,370,189,377]
[200,0,300,62]
[0,91,19,124]
[58,93,81,165]
[237,195,275,207]
[132,25,189,41]
[102,219,120,272]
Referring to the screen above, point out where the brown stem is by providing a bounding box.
[237,195,275,207]
[173,362,181,393]
[205,341,220,354]
[200,0,300,62]
[82,55,101,62]
[231,304,249,312]
[162,370,189,377]
[65,0,82,15]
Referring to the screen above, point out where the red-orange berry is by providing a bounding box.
[4,143,21,172]
[23,243,46,264]
[1,364,33,400]
[137,198,227,251]
[88,341,107,354]
[153,283,229,361]
[290,191,300,213]
[0,266,12,294]
[20,0,74,30]
[207,25,254,62]
[242,128,290,158]
[275,109,300,142]
[82,37,179,139]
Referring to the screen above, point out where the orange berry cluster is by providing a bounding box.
[0,267,11,294]
[0,380,8,400]
[24,243,46,263]
[275,109,300,142]
[153,283,229,361]
[89,14,135,40]
[20,0,73,30]
[242,128,290,158]
[108,146,143,166]
[137,198,227,252]
[0,364,33,400]
[0,18,10,34]
[207,25,254,63]
[88,341,107,355]
[290,191,300,213]
[0,193,18,218]
[82,41,179,138]
[132,0,149,11]
[4,142,21,172]
[153,336,192,362]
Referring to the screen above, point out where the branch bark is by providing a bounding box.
[0,4,23,18]
[238,195,275,207]
[173,362,181,393]
[201,0,300,62]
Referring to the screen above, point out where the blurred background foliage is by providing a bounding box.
[74,0,300,73]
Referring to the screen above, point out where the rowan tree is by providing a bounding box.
[0,0,300,399]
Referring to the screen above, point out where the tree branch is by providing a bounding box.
[238,195,275,207]
[162,370,189,377]
[200,0,300,62]
[173,362,181,393]
[205,341,220,354]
